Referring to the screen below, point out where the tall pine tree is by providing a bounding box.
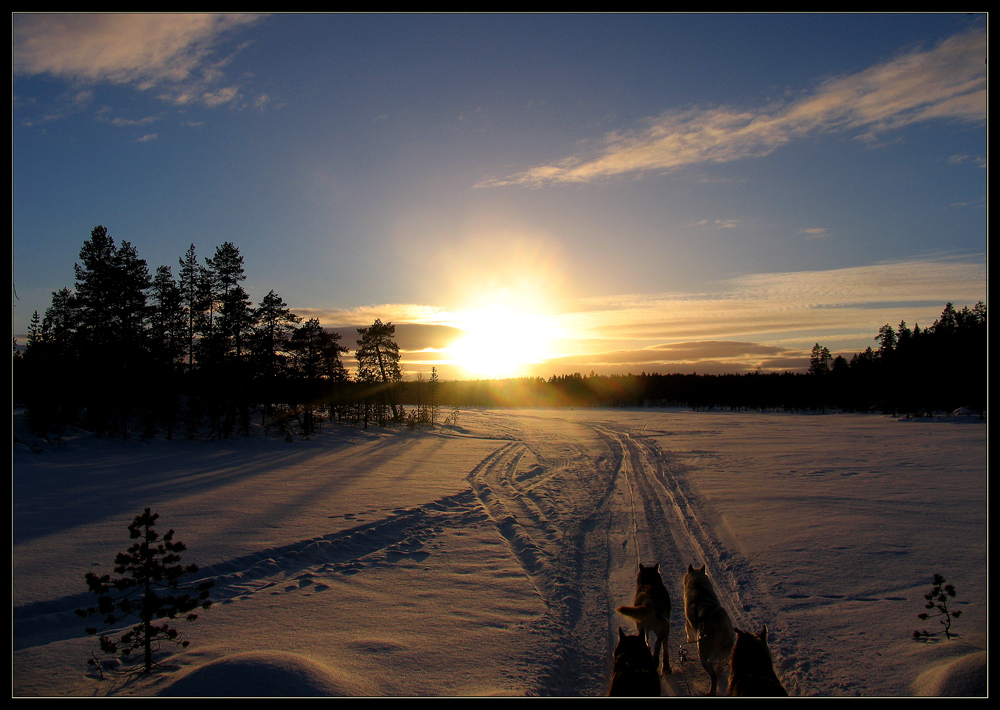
[356,319,403,424]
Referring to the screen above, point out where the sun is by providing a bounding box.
[448,303,554,379]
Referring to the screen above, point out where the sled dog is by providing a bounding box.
[727,625,788,697]
[607,628,661,696]
[615,562,672,674]
[683,563,736,695]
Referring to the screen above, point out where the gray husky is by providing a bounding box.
[683,563,736,695]
[616,562,672,674]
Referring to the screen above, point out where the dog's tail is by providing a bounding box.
[616,603,653,620]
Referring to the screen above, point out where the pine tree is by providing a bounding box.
[220,284,256,362]
[876,323,897,356]
[253,290,301,379]
[147,266,187,438]
[75,508,213,675]
[26,310,43,350]
[111,240,152,356]
[177,244,206,369]
[914,574,962,641]
[356,319,403,424]
[429,366,441,426]
[148,265,186,369]
[807,343,832,376]
[73,225,118,352]
[41,287,78,358]
[207,242,248,363]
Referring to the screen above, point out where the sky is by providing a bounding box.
[12,13,987,381]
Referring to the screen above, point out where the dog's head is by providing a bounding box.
[636,562,662,584]
[731,626,774,670]
[684,563,708,584]
[615,627,652,659]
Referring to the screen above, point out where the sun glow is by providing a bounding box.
[448,304,555,379]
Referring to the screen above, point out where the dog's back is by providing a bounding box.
[607,628,660,697]
[616,563,671,673]
[620,563,671,621]
[727,626,788,697]
[683,564,736,695]
[636,563,671,616]
[683,564,728,642]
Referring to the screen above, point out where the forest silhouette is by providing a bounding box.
[14,227,986,441]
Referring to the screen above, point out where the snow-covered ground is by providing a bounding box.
[12,407,987,697]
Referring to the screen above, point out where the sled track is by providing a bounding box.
[591,422,783,695]
[594,424,771,627]
[465,441,582,609]
[466,427,625,695]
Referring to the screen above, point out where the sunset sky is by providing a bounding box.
[12,13,987,380]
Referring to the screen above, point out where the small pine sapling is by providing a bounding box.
[913,573,962,641]
[75,508,214,674]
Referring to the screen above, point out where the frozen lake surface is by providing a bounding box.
[13,407,987,696]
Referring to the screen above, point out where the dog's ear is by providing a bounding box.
[759,625,768,640]
[652,562,659,572]
[733,627,742,636]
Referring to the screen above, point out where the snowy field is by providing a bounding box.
[12,407,987,697]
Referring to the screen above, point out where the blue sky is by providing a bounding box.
[12,13,987,379]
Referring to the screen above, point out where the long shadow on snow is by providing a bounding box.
[13,488,483,653]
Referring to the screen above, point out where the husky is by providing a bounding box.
[727,626,788,697]
[615,562,672,674]
[607,628,661,696]
[683,563,736,695]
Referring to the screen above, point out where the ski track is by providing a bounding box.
[15,411,800,696]
[13,489,489,654]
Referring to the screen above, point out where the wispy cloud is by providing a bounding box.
[689,218,744,230]
[799,227,829,239]
[107,114,159,127]
[556,256,985,353]
[295,303,456,329]
[528,256,985,375]
[12,13,264,109]
[479,29,986,188]
[948,152,987,169]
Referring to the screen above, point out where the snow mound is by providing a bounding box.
[912,651,987,697]
[157,651,363,697]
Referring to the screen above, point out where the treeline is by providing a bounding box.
[13,226,986,441]
[808,301,987,415]
[13,226,424,440]
[404,301,986,416]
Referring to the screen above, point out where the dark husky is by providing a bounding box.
[727,625,788,697]
[607,628,661,696]
[616,562,672,674]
